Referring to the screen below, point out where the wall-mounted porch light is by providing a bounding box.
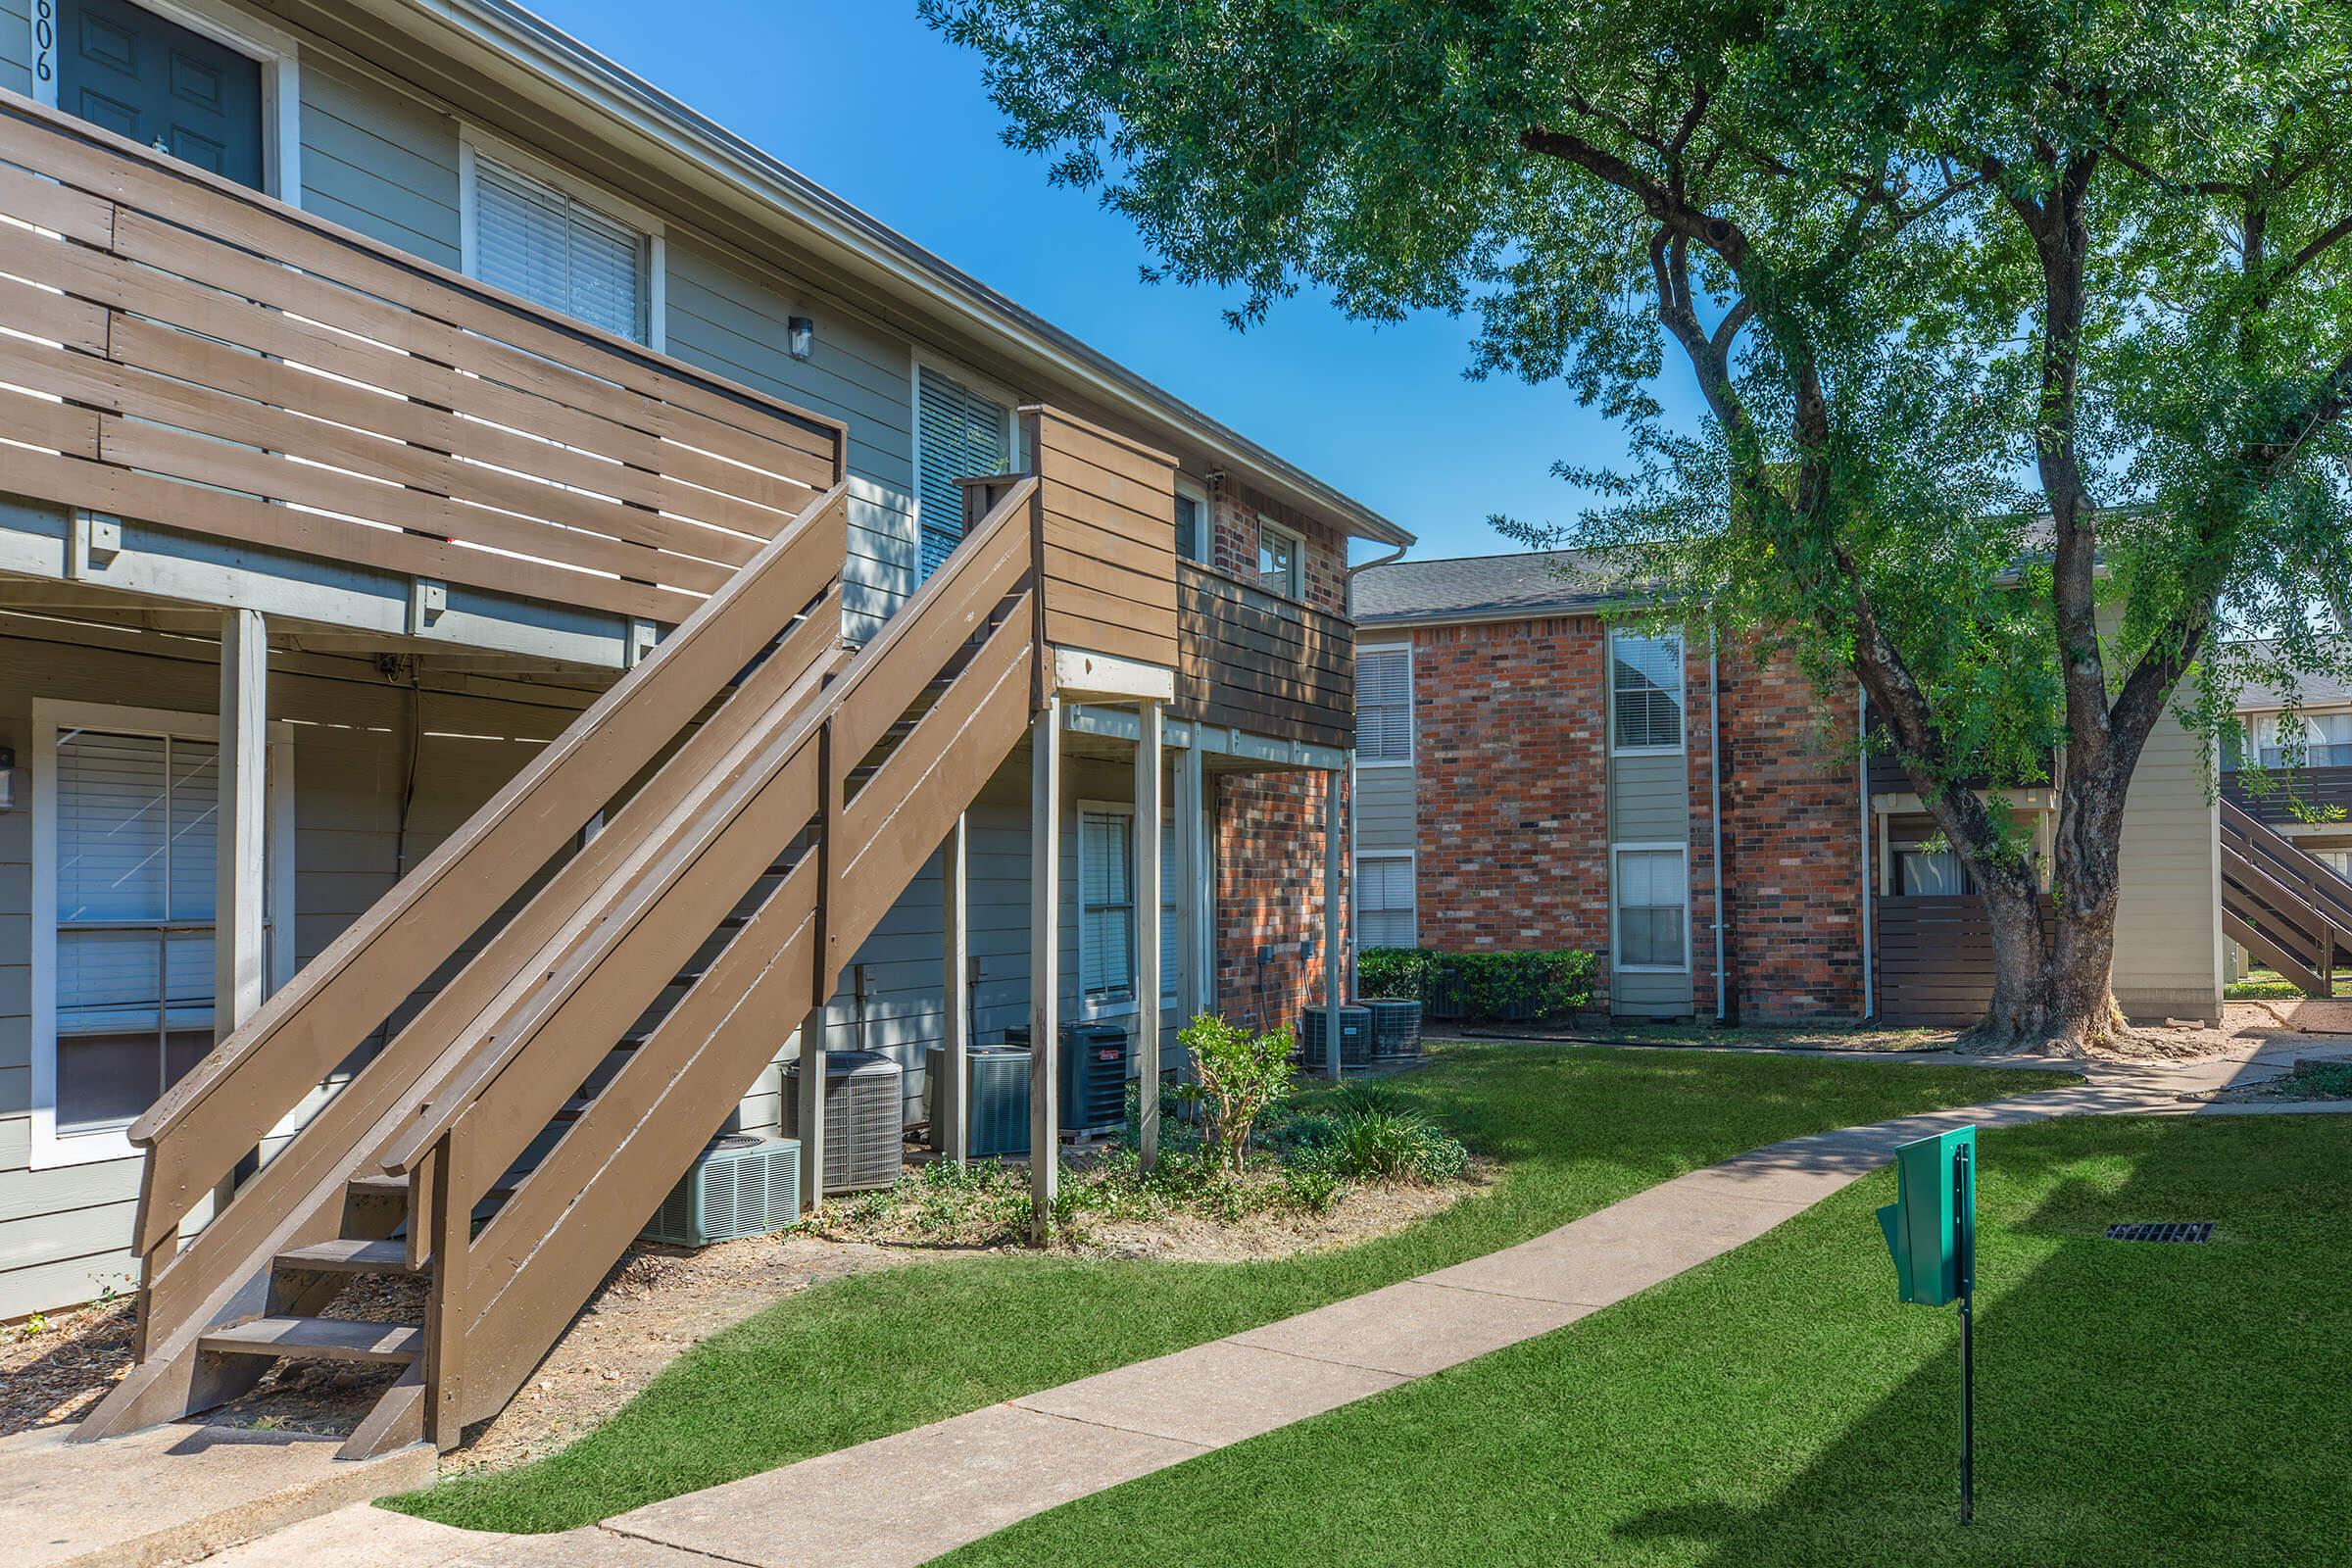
[788,316,814,361]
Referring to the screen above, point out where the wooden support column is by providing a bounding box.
[1134,702,1163,1172]
[1028,694,1062,1245]
[1324,766,1345,1082]
[1179,742,1207,1022]
[939,813,969,1167]
[216,609,268,1045]
[796,1004,826,1216]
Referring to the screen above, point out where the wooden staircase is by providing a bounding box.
[75,471,1057,1459]
[2220,798,2352,997]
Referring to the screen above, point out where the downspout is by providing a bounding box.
[1709,625,1728,1024]
[1859,688,1876,1019]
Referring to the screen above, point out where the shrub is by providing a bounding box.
[1296,1104,1472,1186]
[1281,1163,1343,1214]
[1357,947,1595,1023]
[1175,1013,1297,1173]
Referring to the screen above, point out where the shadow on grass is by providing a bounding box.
[1612,1114,2352,1566]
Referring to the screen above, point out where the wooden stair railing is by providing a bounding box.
[2220,798,2352,997]
[75,482,851,1444]
[371,478,1044,1451]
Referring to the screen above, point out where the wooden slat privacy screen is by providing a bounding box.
[1177,563,1354,750]
[1022,405,1181,669]
[1873,895,2057,1025]
[0,94,843,624]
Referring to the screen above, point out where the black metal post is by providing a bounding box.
[1956,1143,1975,1527]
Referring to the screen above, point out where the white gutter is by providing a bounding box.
[364,0,1413,549]
[1709,625,1728,1024]
[1859,687,1876,1019]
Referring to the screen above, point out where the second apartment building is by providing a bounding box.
[1351,553,2225,1027]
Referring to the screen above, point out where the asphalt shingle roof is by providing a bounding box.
[1351,551,1619,624]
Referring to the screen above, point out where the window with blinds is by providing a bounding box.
[472,156,649,343]
[1613,848,1688,969]
[1078,808,1136,1006]
[916,366,1011,581]
[1356,647,1412,762]
[1610,630,1686,753]
[1174,484,1210,564]
[1355,855,1416,951]
[1257,519,1303,599]
[53,728,221,1134]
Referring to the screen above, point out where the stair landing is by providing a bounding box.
[0,1419,432,1568]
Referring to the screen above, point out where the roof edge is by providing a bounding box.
[376,0,1414,548]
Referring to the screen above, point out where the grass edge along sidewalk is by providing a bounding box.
[388,1043,2068,1533]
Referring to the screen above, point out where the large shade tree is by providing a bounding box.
[924,0,2352,1050]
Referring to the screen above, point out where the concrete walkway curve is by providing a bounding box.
[177,1042,2352,1568]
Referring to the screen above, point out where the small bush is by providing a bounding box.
[1176,1013,1298,1173]
[1357,948,1595,1022]
[1298,1106,1472,1186]
[1281,1163,1344,1214]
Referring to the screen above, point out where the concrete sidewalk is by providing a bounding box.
[143,1043,2352,1568]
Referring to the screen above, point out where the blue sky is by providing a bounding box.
[525,0,1686,564]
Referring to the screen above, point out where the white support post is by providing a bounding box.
[1134,702,1163,1172]
[1028,694,1062,1245]
[1324,766,1345,1082]
[796,1004,826,1216]
[216,609,267,1045]
[939,813,969,1167]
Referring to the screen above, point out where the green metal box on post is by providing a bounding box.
[1876,1123,1980,1524]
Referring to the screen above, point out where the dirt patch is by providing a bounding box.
[0,1295,137,1436]
[1067,1163,1491,1263]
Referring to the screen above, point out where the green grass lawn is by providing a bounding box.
[386,1044,2064,1533]
[941,1113,2352,1568]
[1540,1020,1961,1053]
[2225,965,2351,1000]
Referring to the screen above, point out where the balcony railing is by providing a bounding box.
[0,91,844,626]
[1176,563,1354,751]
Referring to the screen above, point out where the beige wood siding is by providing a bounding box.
[2113,709,2225,1023]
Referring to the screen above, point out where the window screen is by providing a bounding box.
[1614,848,1687,968]
[1355,855,1416,951]
[1355,648,1412,762]
[1079,809,1136,1005]
[53,729,220,1133]
[473,157,648,342]
[916,366,1011,581]
[1611,631,1685,752]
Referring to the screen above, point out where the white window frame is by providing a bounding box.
[1074,798,1138,1021]
[28,700,295,1169]
[1354,642,1413,766]
[459,124,666,349]
[909,347,1021,584]
[1610,842,1690,974]
[1256,516,1305,600]
[1609,627,1687,758]
[1353,850,1417,953]
[1173,475,1213,566]
[32,0,303,204]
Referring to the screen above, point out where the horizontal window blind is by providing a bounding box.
[1611,632,1685,751]
[1355,648,1412,761]
[474,157,647,343]
[917,367,1010,581]
[1079,810,1135,1003]
[1355,854,1415,950]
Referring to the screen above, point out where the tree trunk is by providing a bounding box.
[1961,769,2131,1054]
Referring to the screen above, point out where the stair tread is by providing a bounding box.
[274,1238,419,1274]
[199,1316,423,1363]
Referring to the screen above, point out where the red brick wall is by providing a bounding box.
[1715,642,1867,1019]
[1409,616,1613,1005]
[1214,768,1344,1036]
[1210,482,1347,613]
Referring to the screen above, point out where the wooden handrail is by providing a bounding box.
[128,484,849,1256]
[395,484,1049,1438]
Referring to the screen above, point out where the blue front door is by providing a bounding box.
[56,0,264,190]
